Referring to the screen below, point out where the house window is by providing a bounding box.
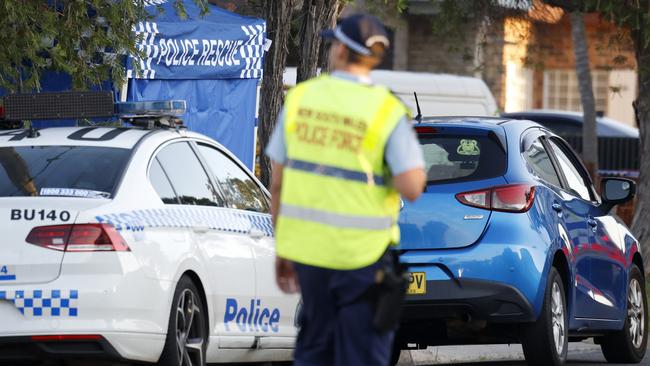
[543,69,609,113]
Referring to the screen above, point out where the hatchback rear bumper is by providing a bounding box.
[403,278,535,323]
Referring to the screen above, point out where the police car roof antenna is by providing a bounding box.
[414,92,422,124]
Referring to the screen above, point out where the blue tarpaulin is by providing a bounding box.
[128,78,258,168]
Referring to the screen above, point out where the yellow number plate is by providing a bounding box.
[407,272,426,295]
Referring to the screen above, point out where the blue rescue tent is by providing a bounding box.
[126,0,267,169]
[2,2,265,168]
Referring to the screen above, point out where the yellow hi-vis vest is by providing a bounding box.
[276,75,408,270]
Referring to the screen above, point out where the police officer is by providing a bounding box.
[266,13,426,366]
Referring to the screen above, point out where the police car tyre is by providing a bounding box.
[521,267,568,366]
[600,264,647,363]
[158,276,207,366]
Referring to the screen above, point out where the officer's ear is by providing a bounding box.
[336,42,349,61]
[330,41,350,69]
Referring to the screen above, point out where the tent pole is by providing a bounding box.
[120,77,128,102]
[254,80,261,173]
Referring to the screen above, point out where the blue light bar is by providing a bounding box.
[115,100,186,117]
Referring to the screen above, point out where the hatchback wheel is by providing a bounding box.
[159,276,207,366]
[521,267,568,366]
[600,264,647,363]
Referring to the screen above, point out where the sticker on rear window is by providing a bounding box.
[0,265,16,281]
[40,188,110,199]
[457,139,480,156]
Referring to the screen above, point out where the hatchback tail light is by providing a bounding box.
[456,184,535,213]
[26,224,129,252]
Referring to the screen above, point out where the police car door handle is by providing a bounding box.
[193,225,210,234]
[248,228,265,240]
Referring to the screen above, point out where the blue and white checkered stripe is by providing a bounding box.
[129,21,160,79]
[0,290,78,317]
[240,24,266,79]
[143,0,169,6]
[96,207,274,237]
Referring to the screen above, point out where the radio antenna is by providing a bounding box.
[414,92,422,124]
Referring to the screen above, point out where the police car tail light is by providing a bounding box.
[67,224,130,252]
[26,224,129,252]
[26,225,72,251]
[456,184,535,213]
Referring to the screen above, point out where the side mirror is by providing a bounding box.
[600,178,636,212]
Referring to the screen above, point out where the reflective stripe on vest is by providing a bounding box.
[286,159,386,186]
[280,204,393,230]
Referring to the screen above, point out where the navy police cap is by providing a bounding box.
[321,14,390,56]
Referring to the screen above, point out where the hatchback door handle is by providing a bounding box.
[552,203,562,213]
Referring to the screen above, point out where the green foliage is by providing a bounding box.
[582,0,649,42]
[0,0,208,94]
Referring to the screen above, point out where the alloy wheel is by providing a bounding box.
[175,289,205,366]
[551,281,566,355]
[628,278,645,349]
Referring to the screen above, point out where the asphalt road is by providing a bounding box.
[5,348,647,366]
[424,350,650,366]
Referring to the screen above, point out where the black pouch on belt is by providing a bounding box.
[372,249,409,332]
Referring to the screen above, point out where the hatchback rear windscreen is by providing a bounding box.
[0,146,130,198]
[419,134,506,184]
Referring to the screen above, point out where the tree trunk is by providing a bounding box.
[631,20,650,275]
[570,11,599,181]
[296,0,339,83]
[258,0,295,187]
[317,2,342,73]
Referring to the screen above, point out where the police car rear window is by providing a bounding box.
[419,135,506,184]
[0,146,130,198]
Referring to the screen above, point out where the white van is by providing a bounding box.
[283,68,498,117]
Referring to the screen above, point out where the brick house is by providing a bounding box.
[380,2,638,127]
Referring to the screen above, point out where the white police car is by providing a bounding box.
[0,95,300,365]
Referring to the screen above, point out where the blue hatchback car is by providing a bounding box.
[393,117,646,366]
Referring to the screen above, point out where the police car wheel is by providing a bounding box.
[159,276,207,366]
